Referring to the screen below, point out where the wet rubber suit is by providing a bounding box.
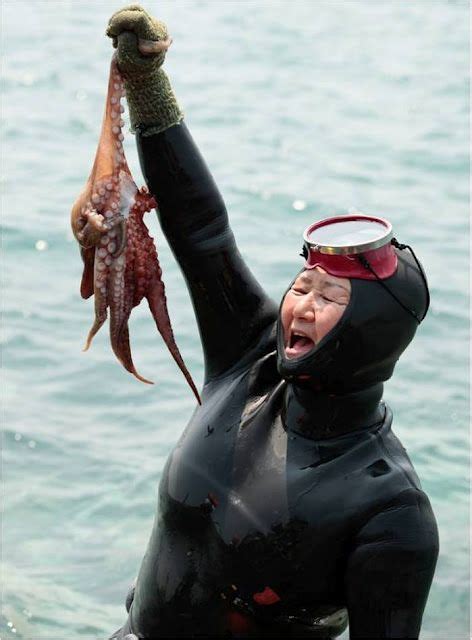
[110,122,439,640]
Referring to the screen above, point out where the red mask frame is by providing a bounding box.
[302,214,397,280]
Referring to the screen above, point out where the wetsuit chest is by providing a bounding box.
[141,349,416,618]
[164,353,287,538]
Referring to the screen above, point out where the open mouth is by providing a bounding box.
[285,332,315,359]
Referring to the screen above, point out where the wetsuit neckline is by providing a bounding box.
[282,381,385,440]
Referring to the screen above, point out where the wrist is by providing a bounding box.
[124,68,183,136]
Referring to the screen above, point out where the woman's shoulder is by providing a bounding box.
[341,408,437,539]
[354,411,438,550]
[373,408,427,493]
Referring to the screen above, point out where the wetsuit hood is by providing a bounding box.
[276,249,429,392]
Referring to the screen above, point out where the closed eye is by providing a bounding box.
[319,293,349,305]
[291,288,347,305]
[324,296,348,305]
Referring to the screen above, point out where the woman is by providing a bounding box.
[106,6,438,639]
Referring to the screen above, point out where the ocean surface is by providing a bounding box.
[1,1,469,638]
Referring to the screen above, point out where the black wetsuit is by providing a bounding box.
[110,122,438,639]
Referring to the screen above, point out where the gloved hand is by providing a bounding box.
[106,4,183,136]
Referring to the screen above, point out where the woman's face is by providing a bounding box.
[281,267,351,359]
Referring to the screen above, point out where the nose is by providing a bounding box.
[293,293,316,322]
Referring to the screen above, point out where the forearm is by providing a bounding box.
[137,121,230,256]
[137,122,277,381]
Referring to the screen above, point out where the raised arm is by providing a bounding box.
[345,488,439,639]
[107,6,277,383]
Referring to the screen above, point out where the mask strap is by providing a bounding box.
[391,238,430,320]
[358,238,429,324]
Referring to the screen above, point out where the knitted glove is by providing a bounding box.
[106,4,183,136]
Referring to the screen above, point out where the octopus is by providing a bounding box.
[71,54,200,404]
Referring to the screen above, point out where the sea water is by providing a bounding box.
[1,1,469,638]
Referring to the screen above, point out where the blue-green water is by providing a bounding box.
[1,1,469,638]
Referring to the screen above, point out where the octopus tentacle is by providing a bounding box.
[146,273,201,404]
[110,216,127,258]
[111,325,153,385]
[83,228,113,349]
[83,294,108,351]
[71,54,200,401]
[77,209,106,248]
[80,246,95,300]
[107,253,140,377]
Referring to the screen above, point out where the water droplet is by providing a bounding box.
[14,433,22,441]
[21,73,34,86]
[7,621,13,628]
[292,199,306,211]
[28,440,36,449]
[35,240,48,251]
